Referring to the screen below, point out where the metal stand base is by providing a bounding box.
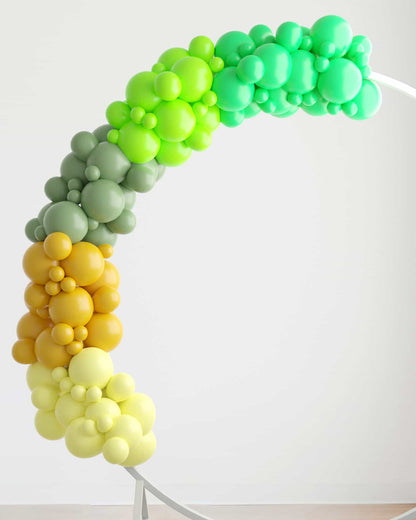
[125,467,215,520]
[391,507,416,520]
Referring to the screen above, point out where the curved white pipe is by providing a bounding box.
[371,71,416,100]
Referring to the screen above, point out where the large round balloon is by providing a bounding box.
[13,15,381,467]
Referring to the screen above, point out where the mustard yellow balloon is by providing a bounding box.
[12,338,37,364]
[24,283,50,310]
[51,323,74,345]
[103,437,129,464]
[69,347,114,388]
[43,232,72,260]
[84,313,123,352]
[35,410,65,440]
[61,242,105,286]
[85,260,120,294]
[17,312,50,340]
[92,286,120,313]
[119,393,156,435]
[26,362,56,390]
[49,287,93,327]
[23,242,57,284]
[65,417,105,458]
[55,393,86,427]
[35,328,72,369]
[121,432,157,467]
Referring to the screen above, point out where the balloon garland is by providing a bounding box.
[12,15,381,468]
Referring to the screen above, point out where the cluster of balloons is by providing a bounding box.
[25,125,166,246]
[14,15,381,468]
[12,232,156,466]
[213,15,381,125]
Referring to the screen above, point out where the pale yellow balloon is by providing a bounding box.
[31,384,59,411]
[55,393,85,427]
[106,414,143,449]
[119,393,156,435]
[103,437,129,464]
[65,417,105,458]
[121,432,157,467]
[35,410,65,440]
[106,373,135,402]
[68,347,113,388]
[85,398,120,422]
[26,362,56,390]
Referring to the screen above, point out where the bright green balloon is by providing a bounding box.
[81,179,125,223]
[185,125,212,150]
[84,223,117,247]
[171,57,213,103]
[310,15,352,58]
[43,201,88,243]
[118,122,160,164]
[196,105,220,132]
[44,176,68,202]
[158,47,189,70]
[125,71,161,111]
[212,67,254,111]
[189,36,214,62]
[349,79,381,120]
[107,209,136,234]
[156,140,192,166]
[154,71,182,101]
[284,50,318,94]
[154,99,196,142]
[106,101,131,129]
[254,43,292,89]
[317,58,362,104]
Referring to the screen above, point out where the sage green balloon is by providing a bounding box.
[107,209,136,234]
[125,162,158,193]
[87,142,131,183]
[38,202,53,223]
[25,218,40,242]
[60,153,86,183]
[93,124,113,142]
[43,201,88,243]
[120,185,136,209]
[84,223,117,247]
[317,58,362,104]
[81,179,125,223]
[71,131,98,161]
[44,176,68,202]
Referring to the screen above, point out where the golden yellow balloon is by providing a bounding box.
[49,266,65,282]
[17,312,50,339]
[24,283,50,310]
[98,244,113,259]
[23,242,57,284]
[85,261,120,294]
[66,340,83,355]
[43,232,72,260]
[92,286,120,313]
[73,325,88,341]
[35,328,72,369]
[51,323,74,345]
[61,242,105,286]
[12,338,37,364]
[60,276,76,293]
[49,287,94,327]
[85,313,123,352]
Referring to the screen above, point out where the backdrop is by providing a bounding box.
[1,0,416,506]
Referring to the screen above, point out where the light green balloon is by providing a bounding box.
[158,47,189,70]
[156,140,192,167]
[118,122,160,164]
[125,71,161,111]
[154,99,196,142]
[310,15,352,58]
[43,201,88,243]
[171,56,213,103]
[106,101,131,129]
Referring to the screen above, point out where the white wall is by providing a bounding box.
[1,0,416,506]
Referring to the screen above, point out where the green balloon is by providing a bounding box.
[349,79,381,120]
[185,125,212,150]
[196,105,220,132]
[301,98,328,116]
[118,122,160,164]
[275,21,303,52]
[158,47,189,70]
[107,209,136,234]
[44,176,68,202]
[156,140,192,167]
[154,99,196,142]
[126,71,161,111]
[317,58,362,104]
[154,71,182,101]
[249,24,275,47]
[220,109,244,127]
[267,87,293,115]
[188,36,215,62]
[244,102,261,118]
[212,67,254,112]
[125,162,158,192]
[171,57,213,103]
[84,223,117,247]
[60,153,86,183]
[254,43,292,89]
[284,50,318,94]
[86,142,131,183]
[43,201,88,243]
[70,131,98,161]
[106,101,131,129]
[237,55,265,84]
[81,179,125,223]
[25,218,40,242]
[310,15,352,58]
[215,31,255,63]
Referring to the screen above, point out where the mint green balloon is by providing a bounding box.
[301,98,328,116]
[107,210,136,234]
[81,179,125,223]
[248,25,275,46]
[267,87,293,115]
[254,43,292,89]
[212,67,254,111]
[349,79,381,120]
[84,223,117,247]
[284,50,318,94]
[310,15,352,58]
[317,58,362,104]
[43,201,88,243]
[215,31,255,63]
[220,109,244,127]
[275,21,303,52]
